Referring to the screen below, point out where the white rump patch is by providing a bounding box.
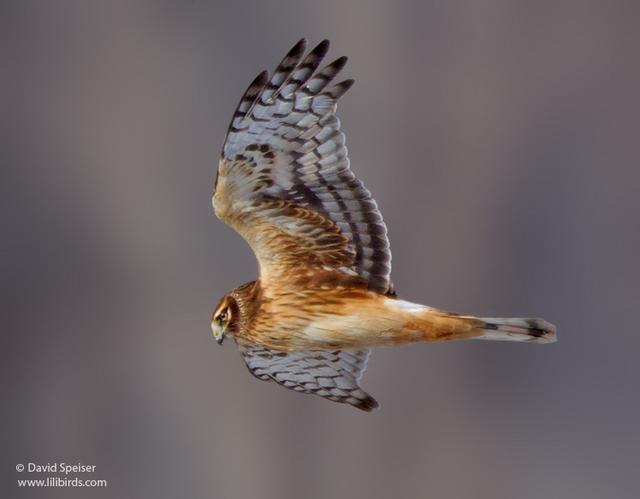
[386,299,431,314]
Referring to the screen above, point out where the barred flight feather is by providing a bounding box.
[236,340,378,412]
[216,39,393,295]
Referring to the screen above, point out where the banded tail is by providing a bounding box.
[475,316,557,344]
[383,299,557,346]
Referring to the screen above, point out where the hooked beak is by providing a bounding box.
[211,322,225,345]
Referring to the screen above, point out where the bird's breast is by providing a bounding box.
[244,289,407,351]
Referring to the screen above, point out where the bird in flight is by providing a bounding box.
[211,39,556,411]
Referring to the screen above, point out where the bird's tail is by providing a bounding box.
[385,300,557,345]
[474,316,557,344]
[373,298,557,347]
[420,312,557,344]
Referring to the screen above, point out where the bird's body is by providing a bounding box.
[222,279,554,352]
[210,39,556,411]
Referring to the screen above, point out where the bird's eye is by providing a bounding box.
[218,311,228,322]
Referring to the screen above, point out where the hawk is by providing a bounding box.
[211,39,556,411]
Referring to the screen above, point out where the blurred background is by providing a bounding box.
[3,1,639,498]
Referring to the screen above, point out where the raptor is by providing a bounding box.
[211,39,556,411]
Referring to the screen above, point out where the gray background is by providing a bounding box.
[3,1,639,498]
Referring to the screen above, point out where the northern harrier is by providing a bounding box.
[211,39,556,411]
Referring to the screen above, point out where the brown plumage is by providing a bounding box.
[210,39,556,411]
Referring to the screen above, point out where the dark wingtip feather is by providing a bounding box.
[254,70,269,86]
[327,78,355,98]
[327,55,348,73]
[244,70,269,95]
[289,38,307,58]
[313,39,330,57]
[341,78,355,91]
[355,394,380,412]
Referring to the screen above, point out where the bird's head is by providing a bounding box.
[211,294,239,345]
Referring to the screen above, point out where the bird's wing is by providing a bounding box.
[213,39,393,295]
[236,340,378,412]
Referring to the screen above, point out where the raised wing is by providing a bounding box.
[236,340,378,412]
[214,39,393,295]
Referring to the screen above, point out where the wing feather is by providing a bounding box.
[215,40,393,294]
[237,340,378,412]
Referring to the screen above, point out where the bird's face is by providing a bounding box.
[211,294,238,345]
